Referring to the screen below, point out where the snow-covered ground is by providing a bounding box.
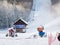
[0,30,48,45]
[0,38,48,45]
[0,32,59,45]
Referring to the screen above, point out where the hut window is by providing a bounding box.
[15,25,25,28]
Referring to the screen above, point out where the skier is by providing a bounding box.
[37,26,47,37]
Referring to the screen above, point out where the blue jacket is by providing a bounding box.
[39,31,45,37]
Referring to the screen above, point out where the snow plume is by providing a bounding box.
[44,16,60,29]
[52,3,60,17]
[44,3,60,32]
[26,0,55,33]
[27,0,60,33]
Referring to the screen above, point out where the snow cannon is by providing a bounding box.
[9,29,14,37]
[6,27,18,37]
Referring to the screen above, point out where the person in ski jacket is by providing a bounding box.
[37,26,46,37]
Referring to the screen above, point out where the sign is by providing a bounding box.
[15,25,25,28]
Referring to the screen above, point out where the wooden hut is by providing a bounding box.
[14,18,28,33]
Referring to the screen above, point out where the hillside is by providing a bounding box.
[0,0,33,28]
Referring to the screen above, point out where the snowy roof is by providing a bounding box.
[14,18,28,25]
[20,18,28,24]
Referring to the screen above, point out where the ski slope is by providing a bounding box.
[0,32,59,45]
[0,0,60,45]
[0,38,48,45]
